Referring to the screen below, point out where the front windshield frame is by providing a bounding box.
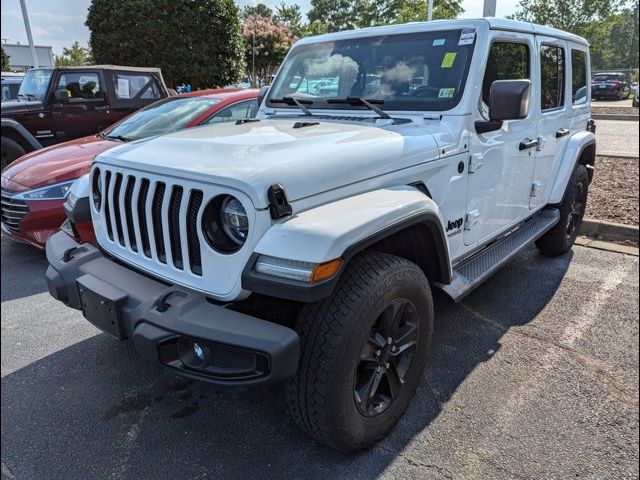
[17,69,54,101]
[103,96,221,141]
[266,29,476,113]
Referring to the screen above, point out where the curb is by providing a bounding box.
[592,113,639,121]
[596,153,639,160]
[580,218,639,244]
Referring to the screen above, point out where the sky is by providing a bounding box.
[1,0,521,55]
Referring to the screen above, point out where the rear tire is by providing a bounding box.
[286,252,433,452]
[536,164,589,256]
[1,137,26,170]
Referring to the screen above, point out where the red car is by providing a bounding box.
[1,88,259,248]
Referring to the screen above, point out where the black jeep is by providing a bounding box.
[1,65,170,169]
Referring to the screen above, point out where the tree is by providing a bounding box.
[242,3,273,19]
[275,2,305,37]
[307,0,463,33]
[1,47,10,71]
[243,14,295,87]
[86,0,245,88]
[512,0,638,71]
[54,41,92,66]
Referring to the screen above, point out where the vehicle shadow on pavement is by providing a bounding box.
[0,236,48,302]
[1,247,573,480]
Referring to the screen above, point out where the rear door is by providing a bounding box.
[465,33,538,246]
[51,70,107,140]
[530,37,570,209]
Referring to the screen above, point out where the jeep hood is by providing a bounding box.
[1,99,44,115]
[96,118,441,207]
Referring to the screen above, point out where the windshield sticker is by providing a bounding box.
[438,88,455,98]
[432,39,446,46]
[459,28,476,46]
[441,52,457,68]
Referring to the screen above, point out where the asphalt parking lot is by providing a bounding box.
[596,119,639,157]
[1,234,638,480]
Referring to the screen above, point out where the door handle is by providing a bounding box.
[555,128,570,138]
[519,138,539,150]
[94,105,110,111]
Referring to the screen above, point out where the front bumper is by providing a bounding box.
[1,197,66,249]
[46,231,300,386]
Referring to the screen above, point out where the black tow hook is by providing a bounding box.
[156,292,173,312]
[62,247,78,263]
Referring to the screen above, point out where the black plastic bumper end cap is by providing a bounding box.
[46,265,68,304]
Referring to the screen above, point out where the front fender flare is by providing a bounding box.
[1,118,43,151]
[242,186,451,302]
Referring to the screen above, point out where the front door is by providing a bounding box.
[530,37,570,209]
[464,34,538,246]
[51,70,107,140]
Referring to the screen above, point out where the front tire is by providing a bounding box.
[286,252,433,452]
[1,137,26,170]
[536,164,589,255]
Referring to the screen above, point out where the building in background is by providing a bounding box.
[2,42,54,71]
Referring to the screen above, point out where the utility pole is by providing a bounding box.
[19,0,39,68]
[427,0,434,21]
[483,0,497,17]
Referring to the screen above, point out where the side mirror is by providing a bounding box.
[54,89,69,102]
[489,79,531,121]
[257,85,269,107]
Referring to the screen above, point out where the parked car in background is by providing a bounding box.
[1,65,171,168]
[1,88,258,248]
[1,73,24,102]
[591,72,631,100]
[633,83,639,107]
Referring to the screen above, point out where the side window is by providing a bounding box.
[481,42,530,118]
[204,100,259,124]
[2,85,10,101]
[57,72,102,100]
[540,45,565,111]
[113,74,161,100]
[571,50,588,105]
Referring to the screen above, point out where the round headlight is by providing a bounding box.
[201,195,249,253]
[92,169,102,211]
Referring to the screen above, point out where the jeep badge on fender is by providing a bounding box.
[45,19,595,452]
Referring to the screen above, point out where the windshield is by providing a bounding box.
[104,96,220,141]
[18,69,53,101]
[267,29,476,112]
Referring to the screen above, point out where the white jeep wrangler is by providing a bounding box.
[47,18,596,452]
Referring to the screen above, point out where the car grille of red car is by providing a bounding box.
[1,189,29,234]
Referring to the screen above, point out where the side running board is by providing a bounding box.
[436,209,561,302]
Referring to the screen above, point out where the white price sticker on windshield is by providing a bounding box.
[459,28,476,45]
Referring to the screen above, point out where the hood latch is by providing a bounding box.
[267,184,292,220]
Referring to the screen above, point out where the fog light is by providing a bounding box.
[193,342,205,360]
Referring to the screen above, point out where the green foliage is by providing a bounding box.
[307,0,463,32]
[1,47,10,71]
[275,3,305,37]
[512,0,639,70]
[242,3,273,19]
[54,41,92,67]
[86,0,246,87]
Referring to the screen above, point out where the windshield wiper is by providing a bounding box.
[105,134,132,142]
[270,97,313,116]
[326,97,391,120]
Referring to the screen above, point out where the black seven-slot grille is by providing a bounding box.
[101,172,203,276]
[1,189,29,234]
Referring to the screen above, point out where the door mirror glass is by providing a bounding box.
[489,79,531,121]
[54,89,69,102]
